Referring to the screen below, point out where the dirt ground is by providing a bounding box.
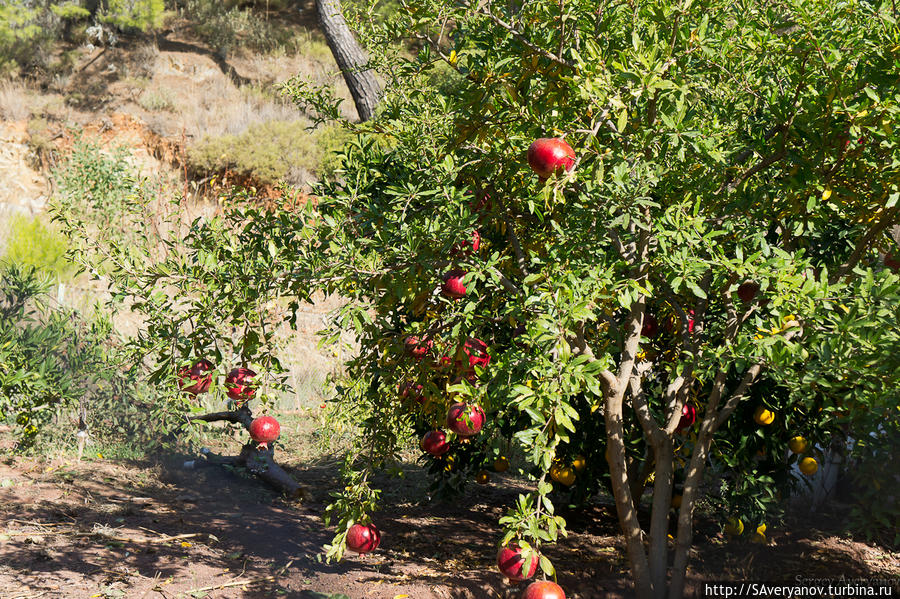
[1,447,897,599]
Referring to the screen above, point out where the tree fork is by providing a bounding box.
[187,406,305,499]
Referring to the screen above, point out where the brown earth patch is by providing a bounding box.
[1,448,896,599]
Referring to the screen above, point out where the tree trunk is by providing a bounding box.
[316,0,382,121]
[648,439,674,596]
[606,403,654,599]
[669,429,713,599]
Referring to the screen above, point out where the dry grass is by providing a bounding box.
[131,35,355,141]
[272,292,355,411]
[0,81,34,122]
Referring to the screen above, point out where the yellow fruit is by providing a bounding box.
[724,518,744,536]
[671,494,682,509]
[751,531,767,544]
[493,456,510,472]
[572,455,586,473]
[788,436,808,454]
[475,470,490,485]
[550,464,576,486]
[799,456,818,476]
[754,407,775,426]
[756,523,766,534]
[822,188,832,201]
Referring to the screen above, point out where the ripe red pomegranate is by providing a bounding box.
[404,335,432,360]
[421,430,450,456]
[177,359,214,395]
[527,138,576,178]
[399,381,425,405]
[441,270,467,299]
[226,367,256,406]
[885,252,900,273]
[676,403,697,432]
[642,313,659,337]
[455,337,490,382]
[451,230,481,256]
[446,402,485,437]
[249,415,280,445]
[462,337,490,368]
[737,281,760,303]
[497,544,538,581]
[523,581,566,599]
[346,522,381,554]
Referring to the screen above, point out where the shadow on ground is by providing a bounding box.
[0,450,897,599]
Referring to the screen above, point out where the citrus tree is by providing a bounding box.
[50,0,900,597]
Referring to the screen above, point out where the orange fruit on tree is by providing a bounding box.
[788,436,808,454]
[671,494,682,509]
[493,456,510,472]
[550,464,576,486]
[475,470,490,484]
[571,454,586,473]
[753,406,775,426]
[799,456,818,476]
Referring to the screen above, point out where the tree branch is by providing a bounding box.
[188,406,253,430]
[629,375,665,446]
[493,268,524,295]
[829,207,899,284]
[468,0,574,68]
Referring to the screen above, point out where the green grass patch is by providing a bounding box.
[2,214,73,280]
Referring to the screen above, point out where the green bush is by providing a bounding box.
[187,120,350,186]
[0,264,129,449]
[0,1,164,74]
[138,87,176,112]
[96,0,164,31]
[177,0,298,55]
[3,214,73,280]
[52,138,144,233]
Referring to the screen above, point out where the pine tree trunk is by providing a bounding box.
[316,0,382,121]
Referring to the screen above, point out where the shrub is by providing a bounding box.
[177,0,298,56]
[138,87,176,112]
[187,119,349,186]
[52,137,143,233]
[96,0,164,32]
[25,117,55,163]
[0,264,130,449]
[2,214,72,280]
[0,1,163,74]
